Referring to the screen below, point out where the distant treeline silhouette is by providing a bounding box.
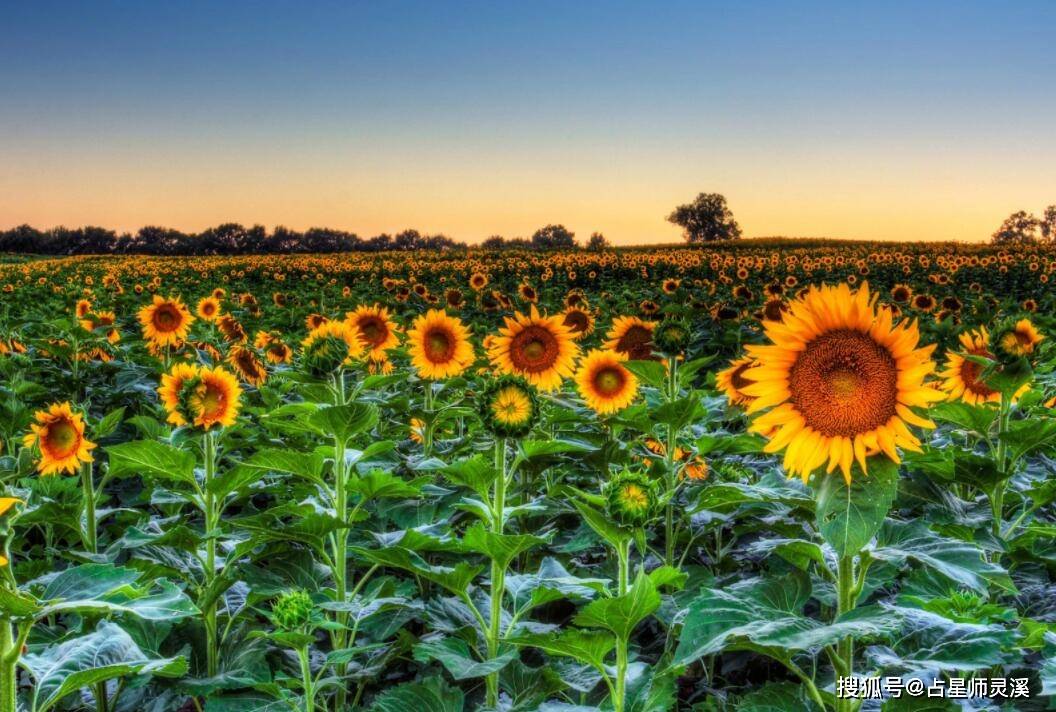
[0,222,610,255]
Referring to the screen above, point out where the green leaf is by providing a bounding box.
[574,570,660,641]
[370,675,464,712]
[307,402,378,442]
[572,499,629,550]
[220,448,326,494]
[814,457,898,557]
[624,360,667,389]
[873,520,1014,594]
[23,620,187,712]
[105,440,196,486]
[930,401,997,435]
[93,407,126,439]
[0,587,42,618]
[350,546,483,597]
[513,629,615,673]
[738,682,823,712]
[870,606,1017,672]
[461,523,547,569]
[413,636,517,679]
[42,564,140,601]
[349,470,426,500]
[441,455,496,500]
[1000,419,1056,465]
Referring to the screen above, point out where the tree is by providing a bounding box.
[991,210,1040,245]
[531,224,576,249]
[586,232,610,251]
[481,235,506,250]
[1040,205,1056,242]
[667,193,741,242]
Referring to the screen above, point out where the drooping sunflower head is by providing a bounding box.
[407,309,475,380]
[228,346,268,387]
[75,299,93,318]
[217,315,248,344]
[346,304,400,358]
[937,327,1018,406]
[605,470,659,529]
[22,402,96,476]
[561,306,595,341]
[716,356,757,406]
[196,296,222,322]
[743,282,944,484]
[575,349,639,415]
[477,375,539,438]
[604,316,656,361]
[301,320,365,376]
[488,305,579,392]
[138,295,194,347]
[654,317,691,356]
[992,318,1044,363]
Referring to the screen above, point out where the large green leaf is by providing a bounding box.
[513,629,616,673]
[218,448,326,494]
[461,523,548,569]
[814,457,898,557]
[370,675,464,712]
[307,402,378,442]
[573,570,660,641]
[872,520,1014,594]
[868,607,1017,672]
[23,620,187,712]
[413,636,518,679]
[350,546,483,597]
[105,440,196,486]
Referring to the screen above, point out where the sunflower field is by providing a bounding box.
[2,241,1056,712]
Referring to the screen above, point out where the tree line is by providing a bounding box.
[991,206,1056,245]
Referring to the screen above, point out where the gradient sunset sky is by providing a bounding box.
[2,1,1053,245]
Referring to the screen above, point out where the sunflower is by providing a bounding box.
[75,299,92,318]
[138,295,194,347]
[228,346,268,386]
[407,309,475,380]
[488,305,579,391]
[196,296,222,322]
[217,315,248,344]
[575,350,639,415]
[994,318,1044,360]
[22,402,96,475]
[716,356,757,406]
[346,304,400,359]
[80,310,121,343]
[561,306,595,340]
[604,316,656,361]
[605,471,658,528]
[192,367,243,429]
[469,272,489,291]
[912,293,936,312]
[301,320,365,375]
[743,283,944,484]
[938,327,1026,405]
[477,375,539,437]
[158,362,203,426]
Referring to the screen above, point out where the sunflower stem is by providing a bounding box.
[485,438,508,709]
[80,461,97,554]
[835,554,856,712]
[612,538,632,712]
[202,430,219,678]
[0,622,16,712]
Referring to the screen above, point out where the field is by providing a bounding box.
[1,240,1055,712]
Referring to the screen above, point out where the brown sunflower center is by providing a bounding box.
[425,328,455,362]
[730,363,753,390]
[616,326,654,360]
[960,349,996,397]
[788,329,898,437]
[509,326,558,372]
[594,367,626,396]
[563,311,589,333]
[154,305,181,331]
[199,384,225,418]
[359,318,385,345]
[44,419,80,457]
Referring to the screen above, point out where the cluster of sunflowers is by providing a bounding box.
[0,242,1055,712]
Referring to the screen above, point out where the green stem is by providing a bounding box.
[0,622,16,712]
[663,356,679,567]
[80,461,97,554]
[203,430,219,678]
[991,394,1011,539]
[329,372,351,712]
[835,555,856,712]
[485,439,508,709]
[613,538,632,712]
[297,646,314,712]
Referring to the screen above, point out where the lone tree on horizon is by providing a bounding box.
[667,192,742,242]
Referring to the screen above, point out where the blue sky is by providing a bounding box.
[2,1,1053,242]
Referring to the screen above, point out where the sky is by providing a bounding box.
[1,1,1054,245]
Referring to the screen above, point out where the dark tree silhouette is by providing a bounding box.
[1041,205,1056,242]
[586,232,610,251]
[667,193,742,242]
[991,211,1040,244]
[531,224,576,249]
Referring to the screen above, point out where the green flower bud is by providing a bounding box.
[605,471,658,528]
[477,375,539,438]
[272,589,314,631]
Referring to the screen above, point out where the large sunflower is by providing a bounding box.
[575,349,639,415]
[407,309,475,380]
[138,295,194,347]
[604,316,656,361]
[23,402,96,476]
[192,366,243,429]
[938,327,1028,405]
[346,304,400,359]
[742,283,943,484]
[488,305,579,391]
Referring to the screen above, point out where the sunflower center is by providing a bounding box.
[426,329,454,362]
[45,420,80,457]
[564,312,589,332]
[619,484,648,510]
[594,367,625,396]
[199,384,224,417]
[616,326,653,360]
[510,326,558,372]
[154,306,180,331]
[360,319,384,344]
[730,363,753,390]
[788,329,898,437]
[960,351,996,397]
